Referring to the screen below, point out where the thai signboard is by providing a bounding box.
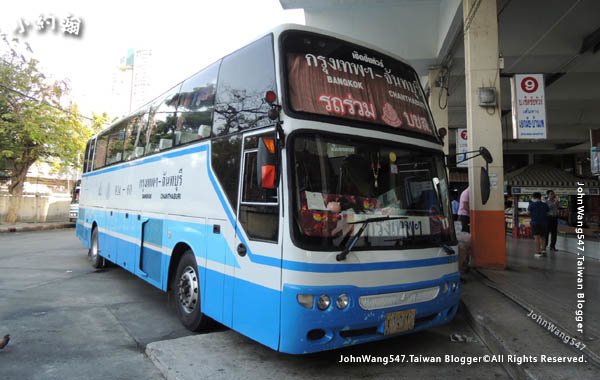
[284,32,435,137]
[591,129,600,176]
[511,74,547,139]
[456,128,468,168]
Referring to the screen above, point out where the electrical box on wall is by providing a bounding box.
[478,87,496,107]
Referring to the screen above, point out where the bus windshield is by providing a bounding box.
[283,30,436,138]
[291,133,454,251]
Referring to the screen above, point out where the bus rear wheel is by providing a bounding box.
[89,227,105,269]
[174,251,210,331]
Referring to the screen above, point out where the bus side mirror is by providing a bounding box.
[480,147,493,164]
[479,147,492,205]
[257,137,277,189]
[480,167,491,205]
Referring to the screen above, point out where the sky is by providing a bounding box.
[0,0,304,120]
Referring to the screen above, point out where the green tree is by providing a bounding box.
[0,34,102,223]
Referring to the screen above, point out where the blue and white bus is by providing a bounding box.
[77,24,459,354]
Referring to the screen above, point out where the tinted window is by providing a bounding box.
[105,121,128,165]
[146,84,182,154]
[213,34,276,136]
[87,138,96,172]
[124,113,148,161]
[93,134,108,169]
[175,61,219,145]
[83,140,92,173]
[211,135,242,212]
[120,115,135,161]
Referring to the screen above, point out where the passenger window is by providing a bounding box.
[93,134,108,169]
[148,112,177,152]
[213,34,276,136]
[211,135,242,212]
[106,123,127,165]
[121,115,137,161]
[128,113,148,159]
[83,140,92,173]
[87,138,96,172]
[175,61,219,146]
[145,84,182,154]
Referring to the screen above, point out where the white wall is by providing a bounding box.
[0,195,71,223]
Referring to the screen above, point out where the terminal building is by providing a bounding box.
[281,0,600,267]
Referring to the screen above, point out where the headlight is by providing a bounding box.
[297,294,314,309]
[451,281,458,292]
[317,294,331,310]
[336,294,349,309]
[442,282,449,294]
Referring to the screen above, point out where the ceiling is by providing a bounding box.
[447,0,600,152]
[281,0,600,155]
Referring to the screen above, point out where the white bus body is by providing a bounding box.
[77,24,459,354]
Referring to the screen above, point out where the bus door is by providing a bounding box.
[232,131,282,349]
[136,217,164,287]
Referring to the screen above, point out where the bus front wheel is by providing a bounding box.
[89,227,105,269]
[174,251,210,331]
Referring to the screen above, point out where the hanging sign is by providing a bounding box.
[456,128,469,168]
[511,74,547,139]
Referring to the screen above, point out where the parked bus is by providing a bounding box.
[76,24,460,354]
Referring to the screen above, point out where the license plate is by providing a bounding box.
[366,219,428,237]
[384,309,416,335]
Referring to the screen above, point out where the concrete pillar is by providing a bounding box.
[428,68,449,155]
[463,0,506,269]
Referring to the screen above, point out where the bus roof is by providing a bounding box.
[91,23,421,139]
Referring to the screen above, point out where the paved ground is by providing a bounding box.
[146,236,600,380]
[147,309,508,380]
[0,229,507,380]
[474,237,600,370]
[0,229,188,380]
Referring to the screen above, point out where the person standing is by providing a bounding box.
[528,192,550,256]
[545,190,559,251]
[451,197,459,222]
[458,187,470,233]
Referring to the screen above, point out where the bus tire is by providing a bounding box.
[174,251,209,331]
[89,227,105,269]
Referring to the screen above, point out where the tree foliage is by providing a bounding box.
[0,34,99,197]
[0,34,106,223]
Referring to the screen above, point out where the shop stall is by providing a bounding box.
[504,164,599,238]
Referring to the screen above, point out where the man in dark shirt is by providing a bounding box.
[528,192,550,256]
[545,190,560,251]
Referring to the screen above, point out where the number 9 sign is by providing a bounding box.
[521,76,538,93]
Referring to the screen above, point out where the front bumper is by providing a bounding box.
[279,272,460,354]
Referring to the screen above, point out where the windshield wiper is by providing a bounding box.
[336,216,408,261]
[439,242,456,255]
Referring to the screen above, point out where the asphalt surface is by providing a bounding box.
[0,229,188,380]
[0,229,508,380]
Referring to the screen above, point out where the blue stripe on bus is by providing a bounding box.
[80,144,457,273]
[81,208,241,271]
[280,255,456,273]
[82,212,454,273]
[82,144,210,178]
